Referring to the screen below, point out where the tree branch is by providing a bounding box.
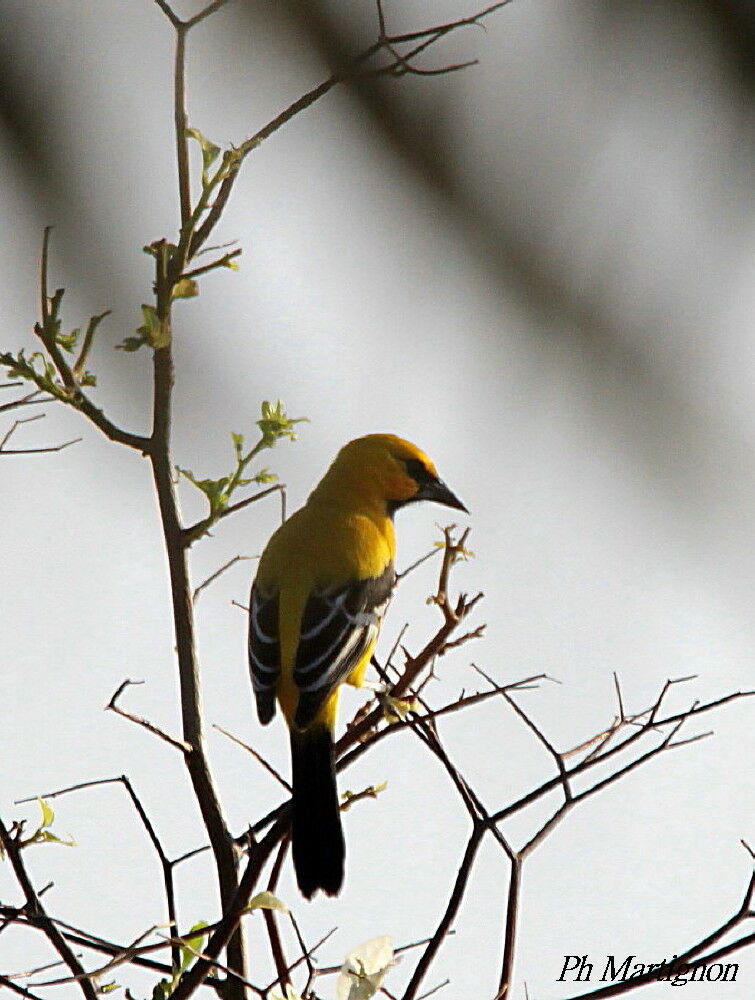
[188,2,514,258]
[402,825,485,1000]
[106,678,192,753]
[0,816,97,1000]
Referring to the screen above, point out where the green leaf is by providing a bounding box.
[18,799,76,849]
[270,988,301,1000]
[252,468,278,485]
[171,278,199,300]
[341,781,388,811]
[177,468,230,515]
[35,829,76,848]
[37,798,54,829]
[56,328,80,353]
[179,920,208,973]
[152,980,170,1000]
[246,891,288,914]
[135,304,169,349]
[186,127,221,181]
[0,350,69,400]
[231,432,244,460]
[336,937,394,1000]
[116,335,149,353]
[256,400,307,449]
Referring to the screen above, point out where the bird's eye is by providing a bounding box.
[404,458,434,484]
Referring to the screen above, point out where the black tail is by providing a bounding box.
[290,724,344,899]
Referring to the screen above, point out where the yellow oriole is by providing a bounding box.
[248,434,467,898]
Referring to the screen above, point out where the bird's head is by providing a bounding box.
[316,434,468,517]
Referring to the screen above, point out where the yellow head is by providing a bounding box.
[311,433,468,517]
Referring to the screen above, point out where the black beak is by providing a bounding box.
[419,477,469,514]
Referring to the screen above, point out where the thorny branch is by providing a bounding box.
[0,817,97,1000]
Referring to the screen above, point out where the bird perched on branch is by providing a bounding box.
[248,433,468,899]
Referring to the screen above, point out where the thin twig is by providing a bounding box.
[396,547,441,582]
[72,311,110,381]
[0,389,44,413]
[472,663,571,801]
[181,248,242,280]
[6,956,69,982]
[213,724,291,790]
[415,980,450,1000]
[173,25,191,236]
[0,412,80,454]
[28,925,158,987]
[185,0,234,30]
[491,687,755,825]
[496,858,521,1000]
[184,483,286,543]
[282,926,338,993]
[193,554,253,603]
[106,679,192,753]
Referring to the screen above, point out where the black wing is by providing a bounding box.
[248,583,280,724]
[293,563,395,729]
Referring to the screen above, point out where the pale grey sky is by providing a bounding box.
[1,2,753,998]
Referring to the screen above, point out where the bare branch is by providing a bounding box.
[181,247,242,280]
[495,858,521,1000]
[402,825,485,1000]
[173,26,191,237]
[193,554,253,603]
[169,815,289,1000]
[396,546,441,582]
[213,723,291,790]
[28,925,158,988]
[72,311,110,381]
[15,772,185,975]
[264,923,337,996]
[0,815,97,1000]
[491,686,754,825]
[185,0,234,29]
[152,0,182,29]
[472,663,571,801]
[106,679,192,753]
[261,840,290,993]
[189,2,514,257]
[0,389,44,414]
[385,1,513,45]
[415,980,450,1000]
[0,412,81,455]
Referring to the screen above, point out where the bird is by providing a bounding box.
[248,433,468,899]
